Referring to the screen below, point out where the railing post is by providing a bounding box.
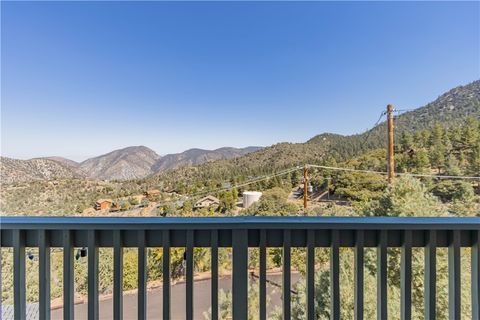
[448,230,461,320]
[13,229,26,320]
[401,230,412,320]
[283,230,291,320]
[259,229,267,320]
[138,230,147,320]
[162,230,171,319]
[330,230,340,320]
[88,230,99,320]
[39,230,51,320]
[63,230,74,320]
[186,230,194,320]
[424,230,436,320]
[232,229,248,320]
[211,230,219,320]
[377,230,387,320]
[354,230,364,320]
[113,230,123,320]
[472,230,479,320]
[306,230,315,320]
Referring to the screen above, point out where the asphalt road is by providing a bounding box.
[51,273,300,320]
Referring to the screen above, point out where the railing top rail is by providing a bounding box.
[1,216,479,230]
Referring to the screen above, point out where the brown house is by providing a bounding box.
[145,189,161,197]
[95,199,113,210]
[194,195,220,210]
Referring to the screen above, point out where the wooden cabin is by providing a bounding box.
[194,195,220,210]
[94,199,114,210]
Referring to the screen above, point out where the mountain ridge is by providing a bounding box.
[1,145,264,183]
[2,80,478,184]
[152,146,262,172]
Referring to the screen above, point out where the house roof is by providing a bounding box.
[95,199,113,204]
[195,195,220,205]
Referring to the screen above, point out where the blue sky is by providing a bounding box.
[1,1,479,161]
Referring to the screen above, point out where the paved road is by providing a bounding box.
[52,274,300,320]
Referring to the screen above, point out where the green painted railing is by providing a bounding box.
[1,216,479,320]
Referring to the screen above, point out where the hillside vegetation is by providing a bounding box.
[148,80,480,196]
[0,157,84,184]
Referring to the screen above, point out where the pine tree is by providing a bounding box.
[427,124,447,173]
[399,132,413,151]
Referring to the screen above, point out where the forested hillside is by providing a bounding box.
[148,80,480,195]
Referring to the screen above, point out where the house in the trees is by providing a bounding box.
[194,195,220,210]
[145,189,161,198]
[94,199,114,210]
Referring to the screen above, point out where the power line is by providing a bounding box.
[155,166,302,209]
[360,110,387,149]
[150,162,478,213]
[307,164,480,180]
[393,108,415,113]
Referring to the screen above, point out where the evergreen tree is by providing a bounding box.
[219,190,235,212]
[399,131,414,151]
[428,124,446,173]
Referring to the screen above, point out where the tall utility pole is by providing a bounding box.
[303,164,308,210]
[387,104,395,184]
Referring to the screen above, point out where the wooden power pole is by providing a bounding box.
[303,164,308,210]
[387,104,395,184]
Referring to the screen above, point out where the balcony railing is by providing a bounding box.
[1,216,479,319]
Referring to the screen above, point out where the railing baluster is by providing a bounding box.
[186,230,194,320]
[424,230,436,319]
[354,230,364,320]
[113,230,123,320]
[232,229,248,320]
[307,230,315,320]
[138,230,147,320]
[88,230,99,320]
[331,229,340,320]
[283,230,291,320]
[401,230,412,320]
[63,230,74,320]
[472,230,480,320]
[377,230,387,320]
[39,230,50,320]
[13,229,26,320]
[163,230,171,319]
[448,230,461,320]
[211,230,219,320]
[259,229,267,320]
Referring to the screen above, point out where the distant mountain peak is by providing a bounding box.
[78,146,161,180]
[152,146,263,173]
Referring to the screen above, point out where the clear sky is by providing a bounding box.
[1,1,479,161]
